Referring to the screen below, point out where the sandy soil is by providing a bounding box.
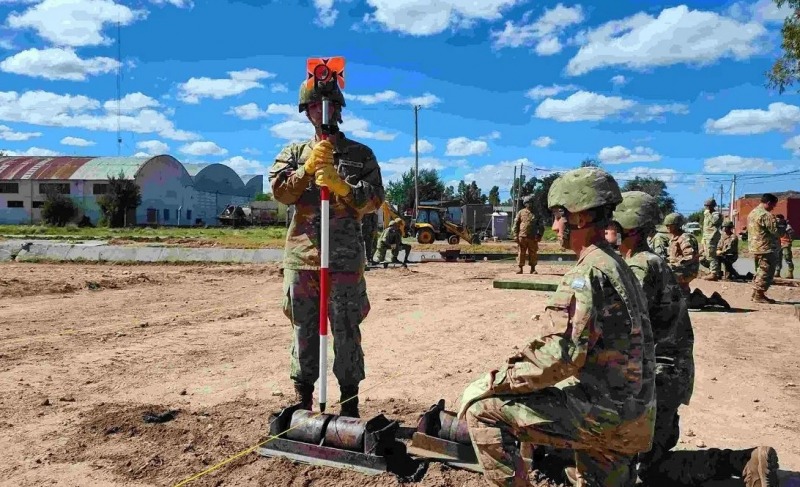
[1,261,799,487]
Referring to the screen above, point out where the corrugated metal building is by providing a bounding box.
[0,155,263,226]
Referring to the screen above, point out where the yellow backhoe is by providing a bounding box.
[380,202,407,236]
[412,206,480,245]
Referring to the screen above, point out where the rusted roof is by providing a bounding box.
[0,156,152,180]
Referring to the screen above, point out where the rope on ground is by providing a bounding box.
[172,369,409,487]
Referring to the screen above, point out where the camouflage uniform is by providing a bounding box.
[717,226,739,279]
[667,232,699,299]
[747,206,777,296]
[701,202,723,278]
[513,198,544,272]
[270,131,384,400]
[459,168,656,487]
[648,226,670,260]
[361,211,378,264]
[375,221,411,263]
[774,218,794,278]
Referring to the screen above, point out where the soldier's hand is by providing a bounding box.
[303,139,334,174]
[315,164,351,197]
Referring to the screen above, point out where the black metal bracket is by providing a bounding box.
[406,399,482,473]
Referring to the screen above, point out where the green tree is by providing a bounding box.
[457,180,486,204]
[41,190,78,226]
[96,170,143,227]
[766,0,800,93]
[580,158,601,167]
[254,192,273,201]
[529,173,561,224]
[385,168,445,211]
[621,176,676,217]
[687,210,704,224]
[443,185,456,200]
[488,185,500,206]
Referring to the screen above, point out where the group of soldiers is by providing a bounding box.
[268,79,780,486]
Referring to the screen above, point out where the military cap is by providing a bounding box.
[704,198,717,207]
[613,191,661,230]
[722,220,734,228]
[547,167,622,213]
[663,212,686,227]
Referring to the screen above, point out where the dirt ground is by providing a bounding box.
[1,261,799,487]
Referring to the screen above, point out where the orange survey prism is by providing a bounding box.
[305,56,346,90]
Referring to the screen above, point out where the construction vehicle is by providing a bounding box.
[217,204,277,227]
[412,206,480,245]
[380,201,408,237]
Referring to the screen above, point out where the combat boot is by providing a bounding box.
[752,290,776,304]
[741,447,780,487]
[516,266,523,274]
[339,385,360,418]
[529,266,537,274]
[293,382,314,410]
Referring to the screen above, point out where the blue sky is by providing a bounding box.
[1,0,800,214]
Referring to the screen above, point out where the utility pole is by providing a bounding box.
[719,184,724,210]
[511,165,517,221]
[116,21,122,156]
[730,175,737,228]
[413,105,420,217]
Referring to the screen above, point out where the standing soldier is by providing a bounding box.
[701,198,723,280]
[648,225,670,259]
[774,214,794,279]
[606,191,779,486]
[748,194,779,303]
[458,168,656,487]
[717,221,741,280]
[269,80,385,417]
[512,195,544,274]
[361,210,378,267]
[664,213,699,299]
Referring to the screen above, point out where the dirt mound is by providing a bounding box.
[0,271,160,298]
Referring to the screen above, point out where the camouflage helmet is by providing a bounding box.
[723,220,734,228]
[547,167,623,214]
[656,224,668,233]
[704,197,717,207]
[663,212,686,227]
[298,81,346,113]
[613,191,661,230]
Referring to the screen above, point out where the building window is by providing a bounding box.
[7,201,23,208]
[0,182,19,193]
[186,209,192,221]
[39,183,70,195]
[32,201,45,208]
[163,208,170,221]
[93,184,109,195]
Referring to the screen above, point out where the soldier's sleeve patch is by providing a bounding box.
[570,277,586,290]
[338,158,364,169]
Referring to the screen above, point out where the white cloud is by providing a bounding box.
[782,135,800,156]
[380,155,467,182]
[598,145,661,164]
[362,0,522,36]
[177,68,275,103]
[219,155,265,175]
[179,141,227,156]
[0,124,41,141]
[348,90,442,108]
[566,5,767,76]
[535,91,635,122]
[0,90,197,141]
[270,83,288,93]
[460,158,541,193]
[481,130,501,140]
[410,139,434,154]
[535,90,688,123]
[0,47,119,80]
[313,0,338,27]
[60,136,94,146]
[103,92,160,112]
[136,139,169,154]
[610,75,627,86]
[2,146,60,156]
[532,136,554,148]
[269,113,396,141]
[340,116,397,141]
[612,166,679,184]
[525,84,579,100]
[227,102,267,120]
[132,151,149,157]
[7,0,146,47]
[150,0,194,8]
[704,155,776,173]
[728,0,792,24]
[446,137,489,156]
[704,102,800,135]
[242,147,262,156]
[491,3,584,55]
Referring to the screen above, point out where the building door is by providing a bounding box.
[146,208,157,224]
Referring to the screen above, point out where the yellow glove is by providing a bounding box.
[315,164,351,197]
[303,139,334,174]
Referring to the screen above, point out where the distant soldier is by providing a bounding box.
[664,213,699,299]
[375,218,411,264]
[774,214,794,279]
[747,193,779,303]
[608,191,779,487]
[269,79,385,417]
[361,210,378,266]
[701,198,723,280]
[648,225,670,259]
[512,195,544,274]
[459,168,656,486]
[717,221,741,280]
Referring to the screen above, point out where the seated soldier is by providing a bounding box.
[717,220,741,280]
[375,218,411,264]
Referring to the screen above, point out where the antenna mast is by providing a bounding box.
[116,20,122,156]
